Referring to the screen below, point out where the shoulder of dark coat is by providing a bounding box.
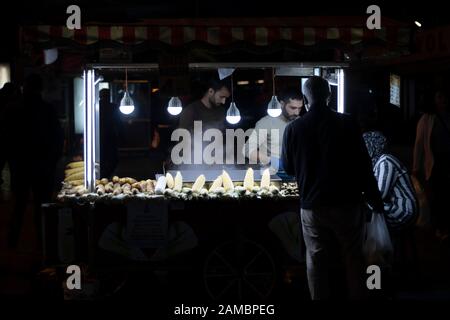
[285,116,304,133]
[337,110,357,122]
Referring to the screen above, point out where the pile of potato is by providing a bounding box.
[61,161,156,197]
[95,176,155,196]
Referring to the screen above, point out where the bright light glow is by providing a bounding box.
[120,104,135,115]
[120,91,135,115]
[94,76,104,85]
[226,101,241,124]
[84,69,96,192]
[152,88,160,93]
[326,72,338,86]
[256,80,264,84]
[267,95,282,117]
[301,78,308,92]
[167,97,183,116]
[83,71,87,189]
[314,68,321,76]
[327,80,338,86]
[99,82,109,90]
[415,21,422,27]
[267,108,282,117]
[0,64,11,89]
[168,106,182,116]
[74,77,84,134]
[226,115,241,124]
[337,69,345,114]
[237,80,249,85]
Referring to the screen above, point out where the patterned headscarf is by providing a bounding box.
[363,131,387,166]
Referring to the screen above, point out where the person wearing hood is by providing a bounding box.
[363,131,418,230]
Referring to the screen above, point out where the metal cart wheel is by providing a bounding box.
[96,268,130,299]
[203,239,276,301]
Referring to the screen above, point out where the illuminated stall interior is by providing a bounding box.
[82,63,346,191]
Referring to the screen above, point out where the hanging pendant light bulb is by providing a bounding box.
[267,68,282,117]
[167,96,183,116]
[226,74,241,124]
[267,95,282,117]
[226,101,241,124]
[120,91,135,115]
[119,68,135,115]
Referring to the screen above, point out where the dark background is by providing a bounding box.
[1,0,449,60]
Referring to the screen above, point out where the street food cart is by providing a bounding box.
[20,17,411,300]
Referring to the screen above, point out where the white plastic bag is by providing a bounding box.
[363,212,394,265]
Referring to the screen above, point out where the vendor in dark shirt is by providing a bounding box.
[178,78,230,133]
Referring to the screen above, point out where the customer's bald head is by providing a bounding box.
[303,76,331,106]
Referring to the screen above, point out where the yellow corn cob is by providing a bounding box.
[192,174,206,192]
[209,175,223,192]
[65,167,84,177]
[173,171,183,192]
[222,170,234,191]
[243,168,254,190]
[260,168,271,189]
[154,176,167,194]
[65,172,84,182]
[70,179,84,187]
[66,161,84,169]
[166,172,174,189]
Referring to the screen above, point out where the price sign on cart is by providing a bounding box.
[126,201,169,248]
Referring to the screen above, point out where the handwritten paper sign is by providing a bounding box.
[126,201,168,248]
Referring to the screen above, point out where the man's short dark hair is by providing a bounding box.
[191,74,231,100]
[303,76,331,103]
[206,77,230,93]
[279,87,303,103]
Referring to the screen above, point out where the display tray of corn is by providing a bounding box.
[58,168,299,203]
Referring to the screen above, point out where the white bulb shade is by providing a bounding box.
[120,91,135,115]
[167,97,183,115]
[119,104,135,115]
[226,101,241,124]
[267,95,282,117]
[168,106,182,116]
[226,116,241,124]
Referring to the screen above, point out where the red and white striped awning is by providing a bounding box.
[21,17,411,48]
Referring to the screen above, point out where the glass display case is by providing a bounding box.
[59,62,346,201]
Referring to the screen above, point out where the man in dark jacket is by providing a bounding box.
[281,76,383,299]
[6,74,64,249]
